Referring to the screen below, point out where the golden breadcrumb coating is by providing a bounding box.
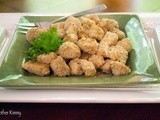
[37,52,57,64]
[89,55,105,68]
[69,59,83,75]
[108,46,128,64]
[22,60,50,76]
[89,24,105,41]
[101,32,118,46]
[50,22,66,38]
[100,59,114,74]
[97,43,110,58]
[80,59,96,76]
[111,61,131,76]
[63,16,81,43]
[26,27,48,43]
[64,16,81,30]
[116,38,132,52]
[78,17,96,38]
[80,17,96,27]
[97,18,119,32]
[78,24,90,38]
[63,34,78,43]
[112,28,125,40]
[84,14,101,24]
[58,42,81,59]
[50,56,70,77]
[78,38,99,55]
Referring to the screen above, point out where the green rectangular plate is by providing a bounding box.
[0,14,160,89]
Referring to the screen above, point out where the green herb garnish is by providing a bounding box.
[27,28,63,60]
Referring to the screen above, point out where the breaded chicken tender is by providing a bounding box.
[69,59,83,75]
[22,60,50,76]
[101,32,118,46]
[66,25,77,35]
[111,61,131,76]
[80,59,96,76]
[37,52,57,64]
[100,59,114,74]
[84,14,100,24]
[89,55,105,68]
[98,18,119,32]
[78,24,90,38]
[58,42,81,59]
[78,38,99,55]
[112,28,125,40]
[50,22,66,38]
[26,27,47,43]
[89,24,105,41]
[108,46,128,64]
[97,43,110,58]
[116,38,132,52]
[64,16,81,30]
[78,17,96,38]
[63,16,81,42]
[50,56,70,77]
[63,34,78,43]
[80,17,96,27]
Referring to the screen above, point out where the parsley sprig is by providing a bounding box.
[27,28,63,60]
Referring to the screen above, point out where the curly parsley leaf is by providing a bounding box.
[27,28,63,60]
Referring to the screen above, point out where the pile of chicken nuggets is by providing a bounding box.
[23,14,132,77]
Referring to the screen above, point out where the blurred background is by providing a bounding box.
[0,0,160,13]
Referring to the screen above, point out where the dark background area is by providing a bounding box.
[1,103,160,120]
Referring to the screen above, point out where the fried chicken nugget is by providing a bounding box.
[50,22,66,38]
[101,32,118,46]
[111,61,131,76]
[112,28,125,40]
[64,16,81,42]
[66,25,77,35]
[64,16,81,30]
[100,59,114,74]
[50,56,70,77]
[80,59,96,76]
[80,17,96,27]
[78,38,99,55]
[78,24,90,38]
[63,34,78,43]
[69,59,83,75]
[58,42,81,59]
[89,24,105,41]
[84,14,101,24]
[97,42,110,58]
[37,52,57,64]
[78,17,96,38]
[97,18,119,32]
[89,55,105,69]
[22,60,50,76]
[116,38,132,52]
[108,46,128,64]
[26,27,48,43]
